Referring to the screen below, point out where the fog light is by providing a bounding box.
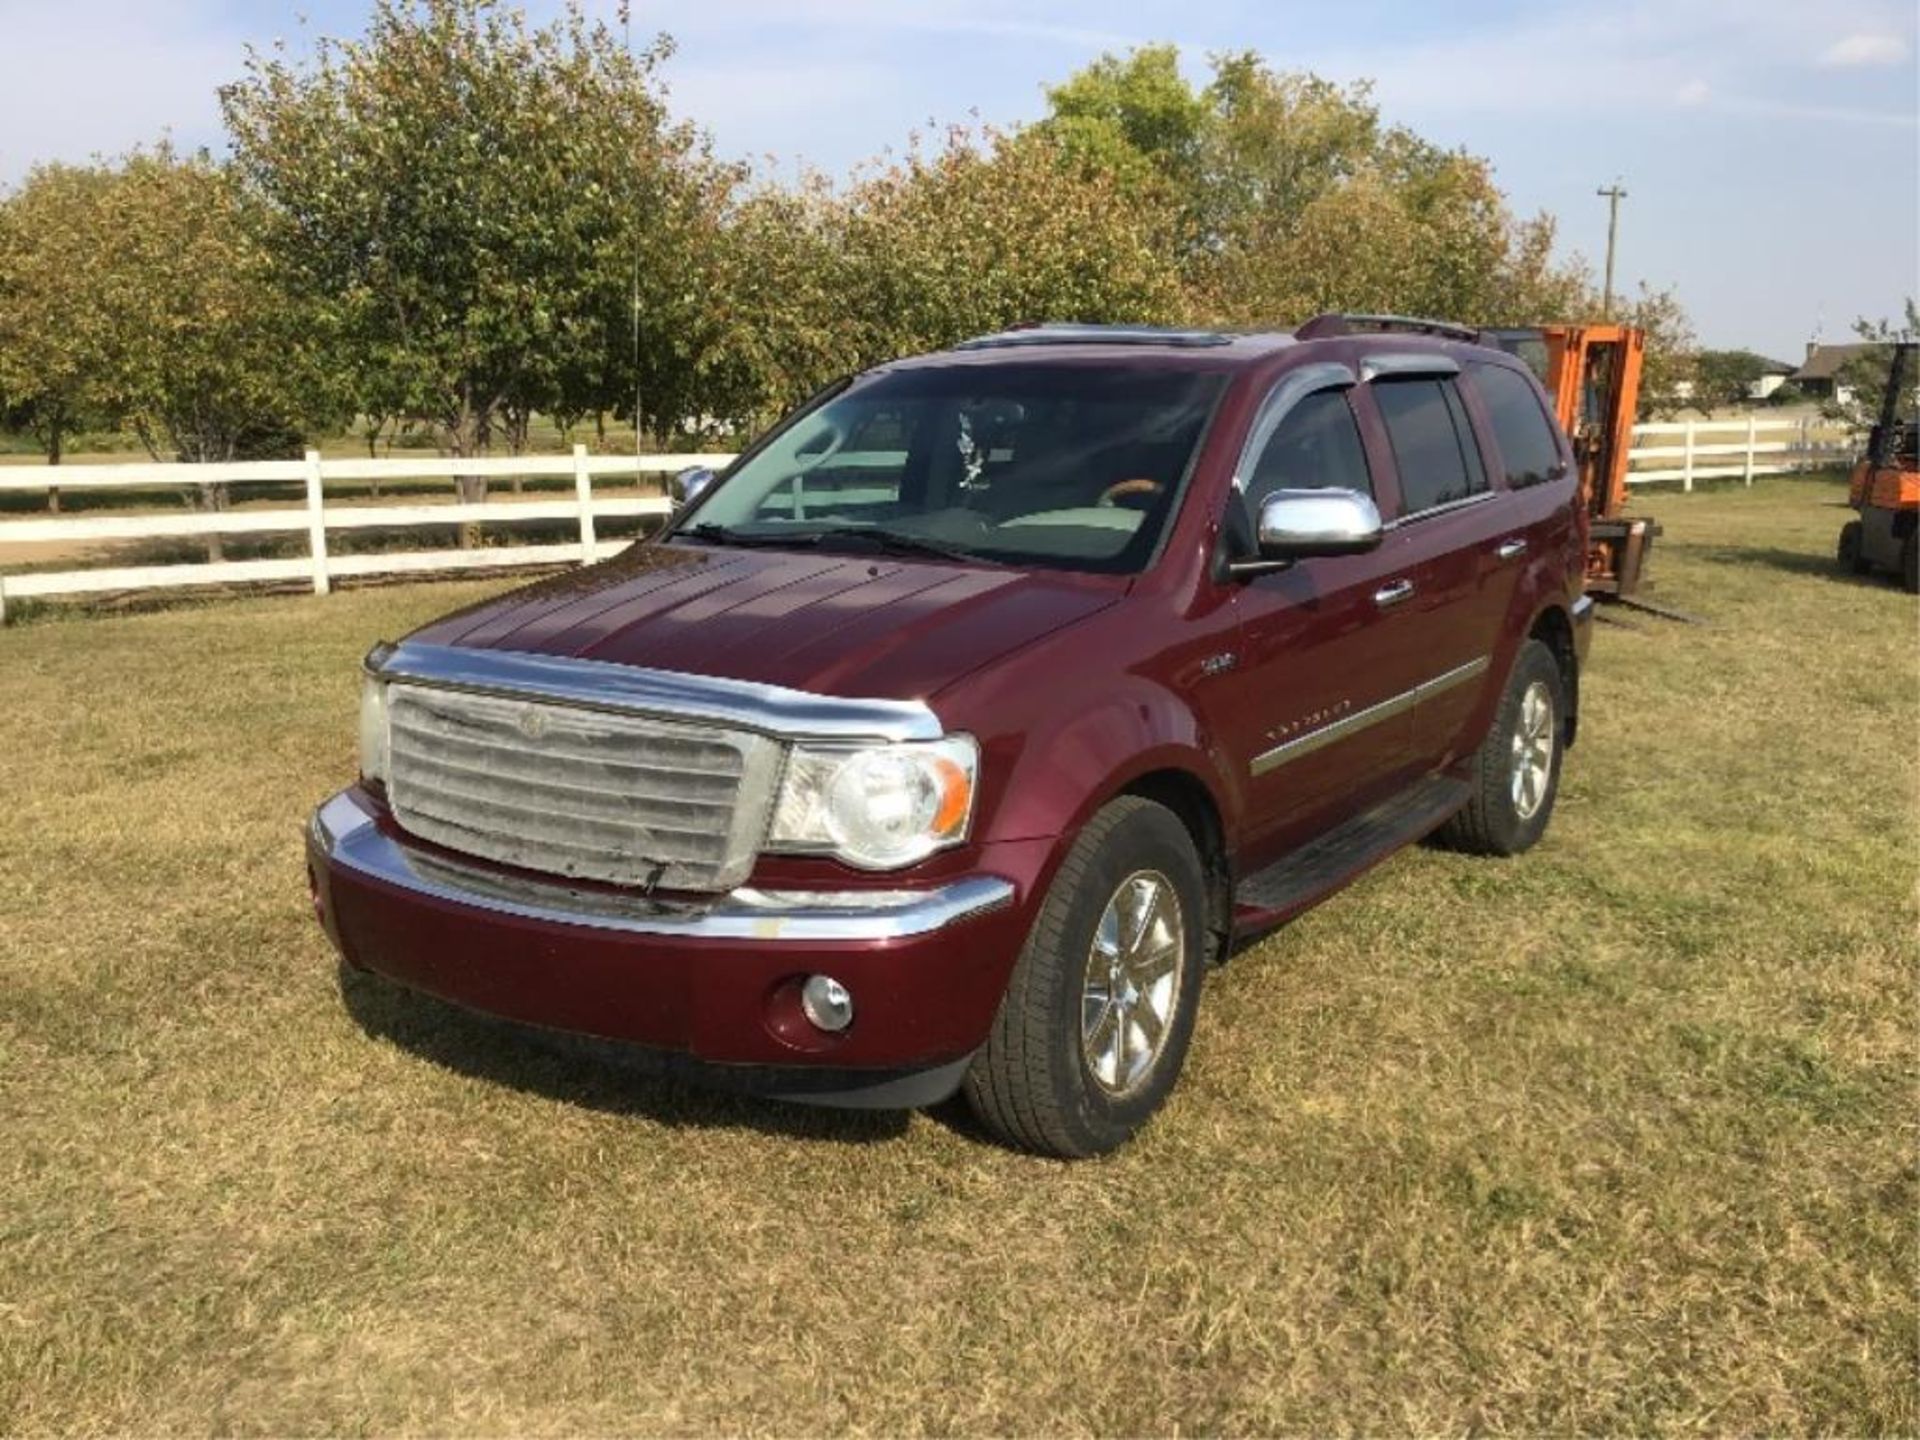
[799,974,854,1032]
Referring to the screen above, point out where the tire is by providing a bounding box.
[963,796,1207,1158]
[1433,639,1566,857]
[1902,528,1918,595]
[1838,521,1869,575]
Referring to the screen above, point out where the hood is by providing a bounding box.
[407,541,1124,701]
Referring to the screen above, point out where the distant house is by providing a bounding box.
[1791,343,1876,406]
[1749,356,1797,401]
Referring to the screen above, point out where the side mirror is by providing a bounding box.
[1232,488,1383,577]
[671,465,717,510]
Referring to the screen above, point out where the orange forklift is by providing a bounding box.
[1836,341,1919,593]
[1483,324,1665,606]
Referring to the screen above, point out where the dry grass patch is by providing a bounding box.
[1,476,1914,1433]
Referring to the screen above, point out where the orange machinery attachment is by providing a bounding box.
[1484,324,1653,597]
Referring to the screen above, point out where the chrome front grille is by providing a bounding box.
[384,683,782,892]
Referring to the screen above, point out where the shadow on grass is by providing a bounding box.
[337,961,912,1146]
[1675,541,1901,588]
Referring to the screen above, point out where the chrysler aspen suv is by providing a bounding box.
[308,316,1593,1156]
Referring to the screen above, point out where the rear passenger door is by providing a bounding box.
[1359,366,1518,767]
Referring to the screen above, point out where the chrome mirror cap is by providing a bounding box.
[1255,488,1383,558]
[672,465,717,509]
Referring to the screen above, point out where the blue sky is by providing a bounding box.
[1,0,1914,360]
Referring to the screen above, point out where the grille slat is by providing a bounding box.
[389,741,738,818]
[398,783,730,858]
[389,712,745,779]
[385,683,778,891]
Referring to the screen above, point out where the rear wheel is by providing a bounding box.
[963,796,1206,1158]
[1434,640,1566,857]
[1838,521,1869,575]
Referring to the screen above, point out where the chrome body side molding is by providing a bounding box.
[310,793,1015,941]
[368,640,942,743]
[1250,656,1491,776]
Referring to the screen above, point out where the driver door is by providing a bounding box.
[1210,383,1433,866]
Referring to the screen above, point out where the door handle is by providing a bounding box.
[1373,579,1415,608]
[1495,538,1529,560]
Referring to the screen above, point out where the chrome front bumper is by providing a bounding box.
[309,792,1016,943]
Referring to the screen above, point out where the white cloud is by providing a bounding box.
[1675,78,1712,107]
[1820,33,1911,67]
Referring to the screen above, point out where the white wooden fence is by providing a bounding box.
[1625,416,1852,489]
[0,447,732,621]
[0,416,1858,619]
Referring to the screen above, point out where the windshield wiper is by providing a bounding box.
[805,526,988,564]
[679,521,806,549]
[681,520,989,565]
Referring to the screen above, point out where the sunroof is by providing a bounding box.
[954,324,1234,351]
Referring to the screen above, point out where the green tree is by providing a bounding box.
[837,125,1185,362]
[1035,47,1595,331]
[1691,350,1772,415]
[0,163,120,506]
[220,0,725,509]
[1621,285,1698,421]
[84,148,340,464]
[1827,299,1919,430]
[78,147,343,557]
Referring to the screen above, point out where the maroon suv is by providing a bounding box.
[308,317,1593,1156]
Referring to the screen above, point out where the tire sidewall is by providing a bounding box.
[1042,805,1207,1152]
[1485,641,1567,853]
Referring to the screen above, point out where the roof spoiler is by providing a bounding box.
[1295,313,1484,344]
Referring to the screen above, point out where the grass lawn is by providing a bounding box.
[1,476,1914,1434]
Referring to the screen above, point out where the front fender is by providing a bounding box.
[960,673,1236,849]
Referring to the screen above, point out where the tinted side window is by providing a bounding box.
[1472,363,1563,487]
[1374,378,1486,513]
[1246,390,1372,506]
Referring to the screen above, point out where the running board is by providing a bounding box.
[1232,775,1470,926]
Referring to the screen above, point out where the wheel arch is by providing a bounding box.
[1116,767,1233,964]
[1526,601,1580,748]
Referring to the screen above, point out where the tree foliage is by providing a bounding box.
[220,0,725,464]
[0,163,120,466]
[1034,48,1596,331]
[1828,298,1920,430]
[82,147,339,464]
[1691,349,1773,415]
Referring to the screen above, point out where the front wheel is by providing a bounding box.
[1434,639,1567,857]
[963,796,1206,1158]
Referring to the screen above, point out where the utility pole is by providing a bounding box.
[1596,182,1627,318]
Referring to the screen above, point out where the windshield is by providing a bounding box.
[676,363,1225,573]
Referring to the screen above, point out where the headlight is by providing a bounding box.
[768,736,978,870]
[358,673,390,786]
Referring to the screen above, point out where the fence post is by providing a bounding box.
[573,443,596,564]
[1682,420,1696,492]
[1744,413,1757,486]
[304,449,330,596]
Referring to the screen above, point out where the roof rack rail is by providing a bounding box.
[1295,313,1483,344]
[955,323,1234,351]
